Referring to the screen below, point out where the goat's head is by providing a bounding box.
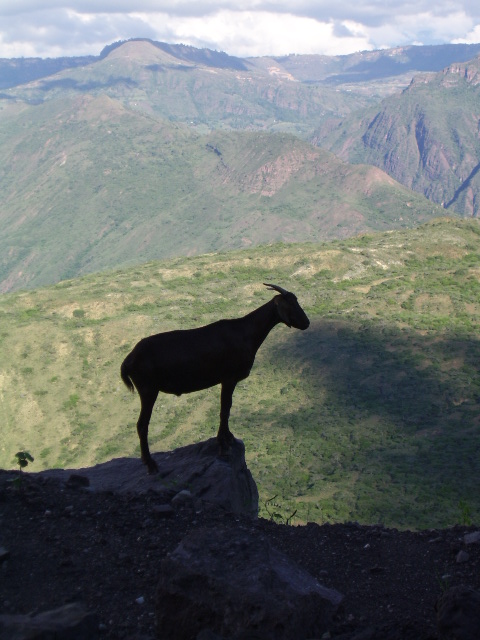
[264,283,310,330]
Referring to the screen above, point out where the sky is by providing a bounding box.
[1,1,480,60]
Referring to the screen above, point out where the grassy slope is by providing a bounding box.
[0,94,442,292]
[1,218,479,529]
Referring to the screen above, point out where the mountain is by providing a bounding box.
[0,91,442,292]
[313,55,480,218]
[0,40,368,137]
[5,40,480,134]
[1,218,479,528]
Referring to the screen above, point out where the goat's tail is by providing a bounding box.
[120,358,135,393]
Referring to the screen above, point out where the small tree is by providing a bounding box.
[14,451,34,471]
[10,451,34,489]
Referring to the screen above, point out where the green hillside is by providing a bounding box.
[0,93,442,292]
[1,218,479,529]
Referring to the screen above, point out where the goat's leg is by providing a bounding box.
[137,390,159,474]
[217,380,237,453]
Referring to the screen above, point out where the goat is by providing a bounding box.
[120,283,310,473]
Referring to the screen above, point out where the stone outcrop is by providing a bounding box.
[155,526,343,640]
[152,438,258,517]
[0,603,98,640]
[35,438,258,517]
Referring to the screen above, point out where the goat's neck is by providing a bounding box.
[244,299,280,353]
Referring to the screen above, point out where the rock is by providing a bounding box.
[34,438,258,517]
[155,527,343,640]
[171,489,193,507]
[66,474,90,489]
[152,504,174,517]
[436,585,480,640]
[155,439,258,517]
[456,550,469,563]
[0,602,99,640]
[463,531,480,545]
[196,631,226,640]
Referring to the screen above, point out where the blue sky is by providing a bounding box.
[1,1,480,58]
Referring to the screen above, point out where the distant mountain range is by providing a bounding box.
[3,38,480,89]
[0,39,374,139]
[1,38,480,291]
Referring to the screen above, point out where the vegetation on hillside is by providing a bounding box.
[0,95,442,292]
[1,218,479,529]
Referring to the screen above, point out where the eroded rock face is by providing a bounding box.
[155,526,343,640]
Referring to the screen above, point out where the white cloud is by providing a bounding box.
[453,23,480,45]
[340,10,476,51]
[132,10,373,57]
[0,2,479,58]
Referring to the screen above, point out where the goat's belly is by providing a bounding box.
[162,378,220,396]
[158,365,250,396]
[158,370,222,396]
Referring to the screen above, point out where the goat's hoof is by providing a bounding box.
[217,430,236,459]
[145,459,159,474]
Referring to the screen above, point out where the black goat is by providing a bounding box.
[120,283,310,473]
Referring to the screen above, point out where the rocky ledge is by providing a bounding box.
[0,439,479,639]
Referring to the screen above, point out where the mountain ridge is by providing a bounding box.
[3,38,480,90]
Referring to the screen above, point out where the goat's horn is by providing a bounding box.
[263,283,290,296]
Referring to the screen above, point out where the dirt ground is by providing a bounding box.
[1,469,479,639]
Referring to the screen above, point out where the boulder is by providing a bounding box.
[156,439,258,517]
[463,531,480,545]
[155,526,343,640]
[436,585,480,640]
[35,437,258,517]
[0,603,98,640]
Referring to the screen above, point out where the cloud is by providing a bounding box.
[131,10,373,57]
[454,23,480,44]
[0,2,479,59]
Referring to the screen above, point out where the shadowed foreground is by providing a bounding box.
[1,450,479,639]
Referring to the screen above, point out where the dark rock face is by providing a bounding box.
[0,603,98,640]
[436,585,480,640]
[35,437,258,517]
[155,527,343,640]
